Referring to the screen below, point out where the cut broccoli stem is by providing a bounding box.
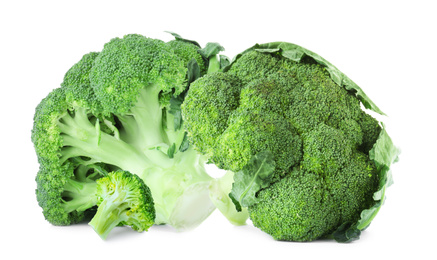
[62,178,98,213]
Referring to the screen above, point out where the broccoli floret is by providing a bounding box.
[182,72,242,158]
[216,109,302,181]
[301,124,353,175]
[89,170,155,240]
[31,34,246,231]
[249,125,379,241]
[249,169,339,241]
[182,42,398,242]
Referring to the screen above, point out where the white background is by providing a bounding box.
[1,0,436,259]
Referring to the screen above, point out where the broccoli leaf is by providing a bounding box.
[333,222,361,243]
[199,42,225,59]
[229,151,276,211]
[187,58,201,85]
[165,31,201,48]
[219,55,230,69]
[169,95,184,131]
[168,58,200,132]
[355,125,400,230]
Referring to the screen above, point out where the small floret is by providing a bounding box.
[89,170,155,240]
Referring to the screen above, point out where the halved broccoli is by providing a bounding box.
[31,33,246,232]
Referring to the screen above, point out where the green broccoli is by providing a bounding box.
[89,170,155,240]
[249,169,339,241]
[31,33,246,232]
[182,42,399,242]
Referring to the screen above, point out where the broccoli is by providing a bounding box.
[32,34,398,242]
[89,170,155,240]
[31,33,246,232]
[182,42,399,242]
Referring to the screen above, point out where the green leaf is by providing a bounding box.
[229,195,243,212]
[369,124,400,170]
[169,94,184,131]
[168,59,200,132]
[209,171,249,226]
[167,143,176,159]
[199,42,225,59]
[178,132,190,152]
[333,222,361,243]
[187,58,201,85]
[219,55,230,69]
[229,151,276,211]
[165,31,201,48]
[354,125,400,230]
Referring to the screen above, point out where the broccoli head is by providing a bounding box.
[182,42,399,242]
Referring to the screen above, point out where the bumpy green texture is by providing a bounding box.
[182,43,398,242]
[31,34,245,232]
[32,52,108,225]
[250,169,338,241]
[89,170,155,240]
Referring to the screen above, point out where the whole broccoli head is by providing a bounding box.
[182,42,399,242]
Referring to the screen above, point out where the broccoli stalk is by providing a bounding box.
[61,177,97,213]
[57,106,152,175]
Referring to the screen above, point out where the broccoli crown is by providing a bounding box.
[182,46,385,241]
[31,34,222,229]
[90,34,186,114]
[62,52,103,114]
[89,170,155,239]
[183,50,381,176]
[181,72,242,157]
